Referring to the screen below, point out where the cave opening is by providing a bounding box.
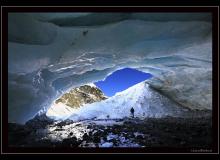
[94,68,153,97]
[46,68,153,119]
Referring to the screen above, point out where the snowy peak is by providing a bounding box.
[86,83,97,88]
[46,83,107,120]
[55,83,107,109]
[114,81,147,97]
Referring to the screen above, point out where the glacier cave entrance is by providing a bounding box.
[46,68,152,119]
[94,68,152,97]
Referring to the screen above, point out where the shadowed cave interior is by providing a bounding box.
[8,13,212,149]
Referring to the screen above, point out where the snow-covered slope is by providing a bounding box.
[46,81,188,121]
[46,102,75,120]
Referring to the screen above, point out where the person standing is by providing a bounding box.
[130,107,134,118]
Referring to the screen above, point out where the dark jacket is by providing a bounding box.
[130,107,134,113]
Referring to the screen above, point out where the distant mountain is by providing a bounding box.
[46,84,107,119]
[55,83,107,108]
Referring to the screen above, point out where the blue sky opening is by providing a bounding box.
[95,68,153,97]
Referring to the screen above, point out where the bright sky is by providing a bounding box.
[95,68,152,97]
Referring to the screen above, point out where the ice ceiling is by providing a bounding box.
[8,13,212,124]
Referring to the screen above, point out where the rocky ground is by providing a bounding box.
[8,110,212,148]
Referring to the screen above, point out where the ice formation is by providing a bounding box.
[8,13,212,123]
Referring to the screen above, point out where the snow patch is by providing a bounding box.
[100,142,113,147]
[46,102,76,120]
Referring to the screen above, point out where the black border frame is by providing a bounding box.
[1,6,219,154]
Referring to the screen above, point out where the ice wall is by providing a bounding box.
[8,13,212,123]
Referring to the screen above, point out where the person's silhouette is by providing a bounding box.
[130,107,134,118]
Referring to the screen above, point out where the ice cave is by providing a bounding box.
[8,13,212,148]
